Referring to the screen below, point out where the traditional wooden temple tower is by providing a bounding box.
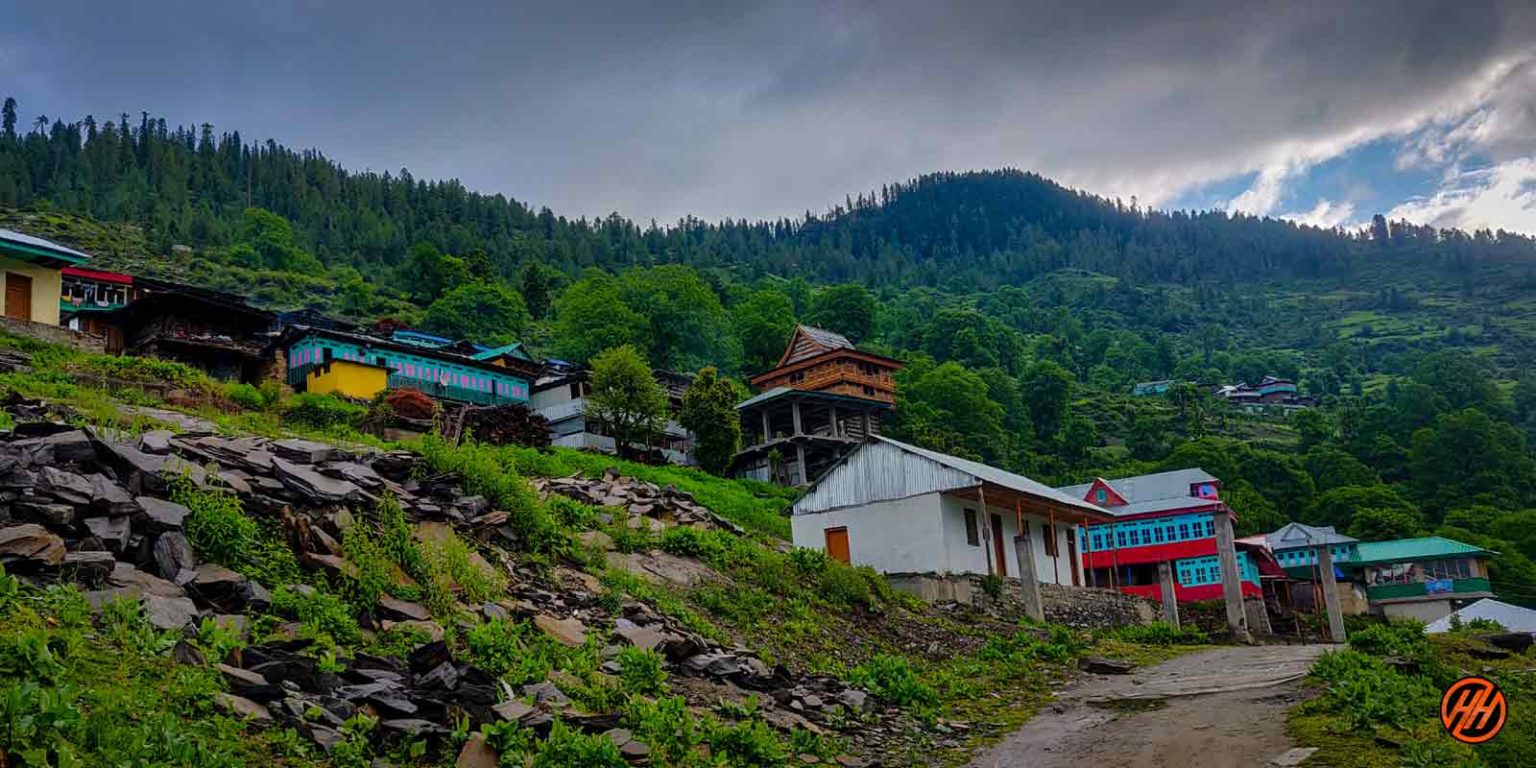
[732,325,903,485]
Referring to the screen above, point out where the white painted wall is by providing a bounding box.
[790,492,947,574]
[1382,599,1457,623]
[790,490,1078,584]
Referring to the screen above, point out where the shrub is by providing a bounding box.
[533,720,626,767]
[846,653,937,708]
[1348,620,1429,658]
[616,647,668,696]
[270,586,361,645]
[708,717,789,766]
[225,382,267,411]
[174,479,257,567]
[284,392,367,430]
[1109,622,1208,645]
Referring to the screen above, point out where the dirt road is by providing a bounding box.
[967,644,1330,768]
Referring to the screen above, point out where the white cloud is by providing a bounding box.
[1227,165,1295,216]
[1282,198,1358,229]
[1387,158,1536,232]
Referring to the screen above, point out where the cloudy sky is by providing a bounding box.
[3,1,1534,232]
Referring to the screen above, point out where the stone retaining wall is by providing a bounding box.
[0,316,106,353]
[886,572,1158,629]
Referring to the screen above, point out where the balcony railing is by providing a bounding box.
[1366,577,1490,601]
[386,374,523,406]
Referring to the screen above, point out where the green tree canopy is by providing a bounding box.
[888,358,1005,463]
[420,281,531,345]
[808,284,876,343]
[1308,485,1420,531]
[1020,360,1074,441]
[680,366,745,475]
[396,241,471,304]
[731,288,796,374]
[1408,409,1536,517]
[1346,506,1425,541]
[585,345,669,460]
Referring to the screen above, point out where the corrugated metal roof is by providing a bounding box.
[1354,536,1492,565]
[1266,522,1357,551]
[0,228,91,262]
[1426,599,1536,634]
[1058,468,1220,519]
[793,435,1111,518]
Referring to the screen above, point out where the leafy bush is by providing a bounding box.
[283,391,367,429]
[846,653,937,708]
[616,647,668,696]
[532,719,626,767]
[1348,620,1429,657]
[270,586,361,644]
[1109,621,1208,645]
[708,717,789,766]
[174,479,257,567]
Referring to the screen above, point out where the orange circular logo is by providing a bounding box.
[1441,676,1507,744]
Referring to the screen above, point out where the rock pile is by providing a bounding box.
[533,469,745,535]
[0,398,889,764]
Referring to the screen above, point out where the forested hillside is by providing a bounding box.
[3,98,1536,603]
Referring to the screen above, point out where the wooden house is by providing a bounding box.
[735,326,902,485]
[749,325,901,403]
[99,284,277,383]
[59,267,148,334]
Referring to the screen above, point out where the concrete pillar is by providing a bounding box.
[760,410,771,443]
[1013,533,1044,623]
[1158,561,1180,628]
[794,443,807,485]
[791,401,803,436]
[829,405,840,437]
[1213,509,1252,642]
[1316,544,1347,643]
[862,411,872,437]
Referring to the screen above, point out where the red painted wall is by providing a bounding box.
[1117,582,1262,602]
[1083,538,1218,569]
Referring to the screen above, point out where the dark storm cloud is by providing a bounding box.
[2,1,1532,222]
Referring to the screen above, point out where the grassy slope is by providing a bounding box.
[0,331,1212,767]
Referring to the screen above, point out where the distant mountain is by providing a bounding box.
[2,100,1534,377]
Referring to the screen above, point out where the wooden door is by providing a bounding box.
[4,274,32,321]
[824,527,850,564]
[990,513,1007,577]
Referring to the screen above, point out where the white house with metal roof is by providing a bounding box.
[789,436,1115,586]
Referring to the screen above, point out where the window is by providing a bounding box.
[1205,520,1215,537]
[1153,527,1165,543]
[1116,530,1128,547]
[1043,523,1058,557]
[963,509,980,546]
[1095,488,1107,503]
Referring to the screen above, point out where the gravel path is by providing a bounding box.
[967,644,1331,768]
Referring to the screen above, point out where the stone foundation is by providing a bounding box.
[886,573,1157,629]
[0,316,105,353]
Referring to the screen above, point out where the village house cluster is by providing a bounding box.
[2,228,1502,638]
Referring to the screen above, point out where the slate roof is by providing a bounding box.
[1266,522,1357,551]
[781,324,853,365]
[1353,536,1492,565]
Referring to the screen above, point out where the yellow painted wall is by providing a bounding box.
[0,256,64,325]
[307,360,389,400]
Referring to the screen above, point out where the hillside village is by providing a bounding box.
[1,224,1533,766]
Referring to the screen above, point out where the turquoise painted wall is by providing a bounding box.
[287,334,529,402]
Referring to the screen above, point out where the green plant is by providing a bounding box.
[1108,621,1208,645]
[283,391,367,430]
[1348,620,1429,658]
[533,719,627,767]
[846,653,937,709]
[616,646,668,696]
[194,617,247,663]
[173,478,258,568]
[270,586,361,645]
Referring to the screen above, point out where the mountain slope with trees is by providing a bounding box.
[2,98,1535,602]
